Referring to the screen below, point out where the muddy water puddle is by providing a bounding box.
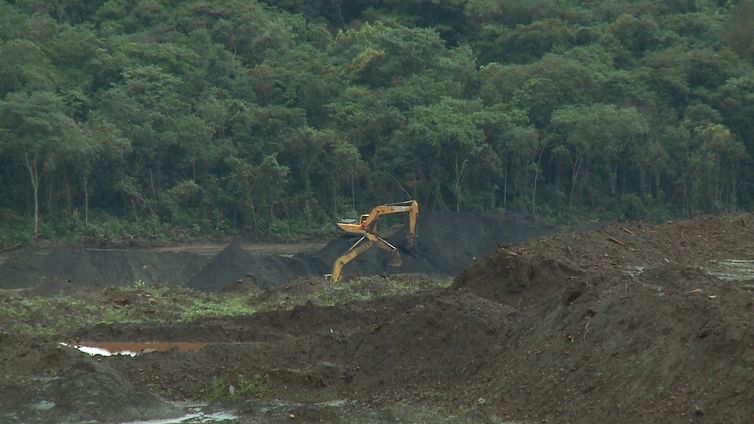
[625,259,754,289]
[122,407,238,424]
[61,341,208,356]
[706,259,754,285]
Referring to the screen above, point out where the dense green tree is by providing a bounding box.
[0,39,55,96]
[392,97,485,211]
[551,104,647,206]
[0,92,78,236]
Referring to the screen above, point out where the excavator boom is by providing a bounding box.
[336,200,419,245]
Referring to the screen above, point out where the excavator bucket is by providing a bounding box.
[389,251,402,267]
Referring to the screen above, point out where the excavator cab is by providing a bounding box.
[336,214,371,234]
[327,200,418,282]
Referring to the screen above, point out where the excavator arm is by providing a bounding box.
[325,232,401,283]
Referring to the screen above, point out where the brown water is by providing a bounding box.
[63,341,207,356]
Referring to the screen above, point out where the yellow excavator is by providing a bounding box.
[325,200,419,282]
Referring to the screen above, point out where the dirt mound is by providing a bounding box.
[0,338,181,424]
[0,248,206,289]
[446,214,754,422]
[453,251,582,306]
[515,214,754,271]
[186,239,324,291]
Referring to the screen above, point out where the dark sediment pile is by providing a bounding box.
[186,239,324,291]
[0,248,206,289]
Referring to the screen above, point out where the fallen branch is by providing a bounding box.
[497,242,520,256]
[620,226,635,235]
[0,243,22,253]
[608,236,625,246]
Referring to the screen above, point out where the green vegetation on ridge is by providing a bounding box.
[1,0,753,243]
[0,275,447,336]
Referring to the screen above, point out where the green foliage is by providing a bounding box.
[255,275,452,312]
[209,374,276,402]
[0,208,34,245]
[0,0,752,245]
[179,297,256,322]
[0,285,258,336]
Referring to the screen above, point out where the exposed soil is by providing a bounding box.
[1,213,753,423]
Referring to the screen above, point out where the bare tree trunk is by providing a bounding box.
[149,168,157,199]
[454,157,468,213]
[531,168,538,216]
[83,173,89,227]
[24,151,40,238]
[332,177,337,217]
[350,170,355,212]
[531,150,544,216]
[503,158,508,208]
[64,172,72,213]
[730,162,737,212]
[47,173,54,211]
[131,199,139,222]
[569,156,583,207]
[249,197,258,236]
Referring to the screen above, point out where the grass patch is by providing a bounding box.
[253,274,453,313]
[180,297,256,322]
[208,374,277,402]
[0,284,256,337]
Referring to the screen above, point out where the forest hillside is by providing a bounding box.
[1,0,753,243]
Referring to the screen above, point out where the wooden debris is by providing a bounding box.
[607,236,625,246]
[620,227,635,235]
[497,242,520,256]
[112,298,131,307]
[0,243,22,253]
[687,288,702,295]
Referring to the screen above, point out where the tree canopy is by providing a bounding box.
[1,0,753,242]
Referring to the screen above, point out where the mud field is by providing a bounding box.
[0,213,752,423]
